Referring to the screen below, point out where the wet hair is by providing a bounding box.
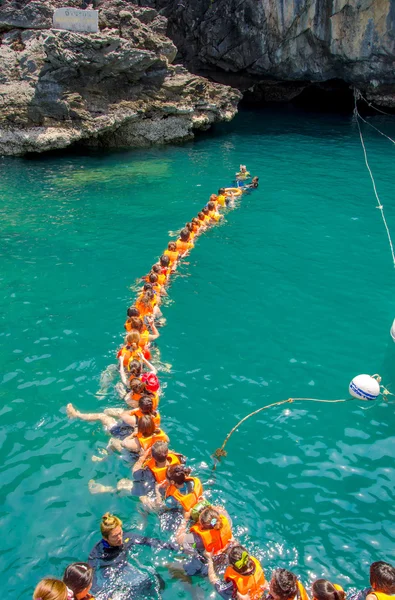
[63,563,93,596]
[252,176,259,182]
[138,395,154,413]
[168,241,177,251]
[160,254,170,267]
[218,188,225,195]
[198,212,205,220]
[33,579,68,600]
[207,201,215,210]
[312,580,345,600]
[143,282,153,291]
[100,512,122,540]
[167,464,191,485]
[370,562,395,594]
[209,194,218,203]
[192,217,200,227]
[151,264,161,274]
[129,316,144,332]
[126,331,140,349]
[202,206,209,215]
[228,545,255,574]
[199,506,221,530]
[179,228,190,241]
[127,306,140,318]
[137,414,156,437]
[140,290,155,306]
[149,273,158,284]
[151,440,169,462]
[271,569,298,600]
[186,222,194,232]
[130,377,145,394]
[128,359,142,377]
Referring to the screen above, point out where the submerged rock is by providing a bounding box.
[0,0,241,156]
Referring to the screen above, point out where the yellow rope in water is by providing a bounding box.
[212,396,349,470]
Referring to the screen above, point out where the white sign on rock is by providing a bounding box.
[53,8,99,33]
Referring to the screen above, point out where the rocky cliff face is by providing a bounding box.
[0,0,241,156]
[141,0,395,106]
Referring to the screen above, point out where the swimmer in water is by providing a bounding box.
[164,241,179,270]
[236,164,251,181]
[63,563,94,600]
[176,228,194,257]
[312,580,346,600]
[206,544,266,599]
[162,465,203,514]
[245,176,259,189]
[354,561,395,600]
[120,414,169,455]
[88,513,178,599]
[267,568,309,600]
[216,188,227,208]
[33,579,68,600]
[207,200,222,222]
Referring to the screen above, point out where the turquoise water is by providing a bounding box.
[1,107,395,599]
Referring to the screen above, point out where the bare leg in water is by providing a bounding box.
[66,403,123,460]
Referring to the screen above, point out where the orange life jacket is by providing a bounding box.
[190,514,232,555]
[157,273,167,285]
[209,210,221,222]
[164,249,179,264]
[165,476,203,511]
[130,408,161,428]
[135,299,155,317]
[224,556,266,600]
[144,452,181,483]
[176,239,193,253]
[138,329,150,347]
[371,594,394,600]
[297,581,310,600]
[124,319,132,332]
[137,428,167,451]
[118,346,139,368]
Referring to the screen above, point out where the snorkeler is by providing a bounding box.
[88,513,178,599]
[206,543,266,599]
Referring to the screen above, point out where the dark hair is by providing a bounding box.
[127,306,140,318]
[218,188,225,195]
[186,222,193,231]
[209,194,218,202]
[312,580,345,600]
[129,316,143,332]
[63,563,93,596]
[151,264,161,274]
[207,201,215,210]
[228,545,255,575]
[199,506,220,530]
[370,562,395,594]
[168,241,177,251]
[198,212,205,220]
[160,254,170,267]
[128,360,142,377]
[151,441,168,462]
[167,464,191,485]
[149,273,158,284]
[130,377,145,393]
[271,569,298,600]
[192,217,200,226]
[143,282,153,291]
[179,228,190,242]
[137,414,156,437]
[202,206,209,215]
[140,289,154,306]
[138,395,154,413]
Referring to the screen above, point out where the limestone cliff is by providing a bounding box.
[0,0,241,156]
[141,0,395,106]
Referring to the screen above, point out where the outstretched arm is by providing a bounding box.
[123,532,179,552]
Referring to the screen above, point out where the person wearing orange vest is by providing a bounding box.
[176,228,194,257]
[121,415,168,455]
[268,569,310,600]
[131,441,186,499]
[206,544,266,599]
[197,211,209,229]
[117,332,141,369]
[164,241,179,268]
[312,580,346,600]
[207,200,223,222]
[164,465,203,512]
[354,561,395,600]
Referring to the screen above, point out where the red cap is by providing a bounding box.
[142,372,160,392]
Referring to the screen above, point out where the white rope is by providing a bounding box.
[357,111,395,146]
[354,90,395,268]
[357,91,394,116]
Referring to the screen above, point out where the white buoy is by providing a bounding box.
[349,374,380,401]
[390,319,395,342]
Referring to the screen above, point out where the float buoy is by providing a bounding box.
[349,374,380,401]
[225,187,243,197]
[390,319,395,342]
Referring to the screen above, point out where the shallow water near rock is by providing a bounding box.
[1,107,395,599]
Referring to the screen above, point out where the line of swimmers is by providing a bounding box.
[34,171,392,600]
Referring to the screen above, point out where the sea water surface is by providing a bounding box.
[1,107,395,599]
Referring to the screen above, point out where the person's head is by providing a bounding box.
[312,580,346,600]
[252,176,259,184]
[151,440,169,463]
[240,164,246,173]
[141,289,154,305]
[100,512,123,546]
[168,241,177,252]
[128,359,142,378]
[160,254,170,268]
[167,464,192,487]
[143,282,153,292]
[33,579,67,600]
[209,194,218,203]
[218,187,225,195]
[198,212,205,221]
[129,377,146,395]
[202,206,209,215]
[137,414,156,437]
[63,563,94,600]
[228,545,255,575]
[269,569,298,600]
[192,217,200,228]
[149,273,158,284]
[151,264,161,274]
[199,506,222,530]
[185,222,194,232]
[179,228,190,242]
[126,331,140,349]
[127,306,140,318]
[138,395,154,414]
[370,562,395,594]
[129,316,143,332]
[207,201,215,211]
